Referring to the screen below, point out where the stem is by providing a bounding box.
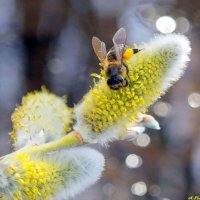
[0,131,84,160]
[28,131,84,154]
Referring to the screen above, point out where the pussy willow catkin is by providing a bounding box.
[74,34,191,144]
[0,147,104,200]
[10,87,73,149]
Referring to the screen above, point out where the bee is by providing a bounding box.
[92,28,142,90]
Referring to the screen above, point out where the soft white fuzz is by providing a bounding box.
[141,33,191,92]
[53,147,105,200]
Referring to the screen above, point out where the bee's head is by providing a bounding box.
[107,75,124,90]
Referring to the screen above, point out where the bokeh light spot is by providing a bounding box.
[188,93,200,108]
[125,154,143,168]
[149,185,161,197]
[135,133,151,147]
[156,16,176,33]
[176,17,190,34]
[131,181,147,196]
[153,101,171,117]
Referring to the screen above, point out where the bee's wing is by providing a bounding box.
[92,36,107,63]
[112,28,127,63]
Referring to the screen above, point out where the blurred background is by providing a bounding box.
[0,0,199,199]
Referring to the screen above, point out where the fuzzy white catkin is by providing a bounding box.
[0,147,105,200]
[74,34,191,144]
[10,90,73,150]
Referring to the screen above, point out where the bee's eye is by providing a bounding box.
[123,48,133,60]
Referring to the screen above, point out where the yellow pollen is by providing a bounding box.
[123,48,133,60]
[5,153,63,200]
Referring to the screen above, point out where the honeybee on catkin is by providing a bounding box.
[92,28,142,90]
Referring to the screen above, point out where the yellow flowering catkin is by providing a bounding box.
[0,147,104,200]
[6,154,59,200]
[10,87,73,149]
[74,34,191,143]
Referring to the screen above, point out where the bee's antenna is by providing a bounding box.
[132,48,144,54]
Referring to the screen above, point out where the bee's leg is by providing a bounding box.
[123,62,129,77]
[123,78,129,87]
